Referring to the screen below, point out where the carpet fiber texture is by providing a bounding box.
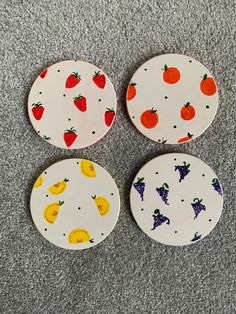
[0,0,235,313]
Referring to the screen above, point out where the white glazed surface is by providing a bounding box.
[30,158,120,250]
[28,60,117,149]
[126,54,218,144]
[130,153,223,246]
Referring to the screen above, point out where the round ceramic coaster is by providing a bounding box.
[126,54,218,144]
[28,60,117,149]
[130,153,223,246]
[30,159,120,250]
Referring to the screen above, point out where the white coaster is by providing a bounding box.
[130,153,223,246]
[28,60,117,149]
[30,159,120,250]
[126,54,218,144]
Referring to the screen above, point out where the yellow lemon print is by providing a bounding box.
[44,200,64,224]
[80,160,96,178]
[34,176,43,188]
[92,195,110,216]
[68,228,93,244]
[48,178,69,195]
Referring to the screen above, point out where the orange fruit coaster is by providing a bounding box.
[126,54,218,144]
[28,60,117,149]
[30,159,120,250]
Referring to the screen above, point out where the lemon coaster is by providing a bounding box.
[28,60,117,149]
[30,159,120,250]
[130,153,223,246]
[126,54,218,144]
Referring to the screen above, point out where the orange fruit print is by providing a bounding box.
[181,102,195,120]
[178,132,193,143]
[140,108,158,129]
[200,74,216,96]
[163,64,180,84]
[127,82,136,101]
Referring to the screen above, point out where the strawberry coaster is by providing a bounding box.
[126,54,218,144]
[30,158,120,250]
[28,60,117,149]
[130,153,223,246]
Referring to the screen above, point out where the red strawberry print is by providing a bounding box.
[64,127,77,148]
[104,108,115,127]
[65,72,81,88]
[92,71,106,89]
[40,69,47,79]
[74,94,87,112]
[32,102,44,120]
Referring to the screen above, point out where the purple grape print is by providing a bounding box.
[191,198,206,219]
[133,177,145,201]
[191,232,202,242]
[151,209,170,230]
[156,183,169,205]
[212,178,222,196]
[175,161,190,182]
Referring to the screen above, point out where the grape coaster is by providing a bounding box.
[130,153,223,246]
[126,54,218,144]
[30,159,120,250]
[28,60,117,149]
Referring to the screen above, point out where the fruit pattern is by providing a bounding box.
[191,232,202,242]
[175,161,190,182]
[191,198,206,219]
[212,178,222,196]
[127,55,218,144]
[132,155,223,245]
[156,183,169,205]
[151,209,170,230]
[31,159,118,249]
[133,177,145,201]
[29,61,116,149]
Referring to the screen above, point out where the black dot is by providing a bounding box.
[181,199,184,202]
[98,99,101,102]
[175,230,177,234]
[39,92,42,94]
[158,139,161,142]
[155,171,158,174]
[189,60,192,63]
[174,158,176,161]
[46,195,48,197]
[68,118,71,121]
[101,233,104,236]
[111,193,114,196]
[141,208,144,211]
[77,162,79,164]
[75,60,77,62]
[45,228,47,231]
[92,131,95,134]
[202,174,205,177]
[78,207,81,210]
[206,105,209,109]
[38,131,40,133]
[165,96,168,99]
[144,68,147,71]
[44,172,47,174]
[63,94,66,97]
[173,125,177,129]
[132,116,135,119]
[209,219,212,222]
[63,233,66,236]
[57,70,60,72]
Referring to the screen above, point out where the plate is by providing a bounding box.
[28,60,117,149]
[130,153,223,246]
[30,158,120,249]
[126,54,218,144]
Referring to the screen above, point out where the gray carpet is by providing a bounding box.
[0,0,235,313]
